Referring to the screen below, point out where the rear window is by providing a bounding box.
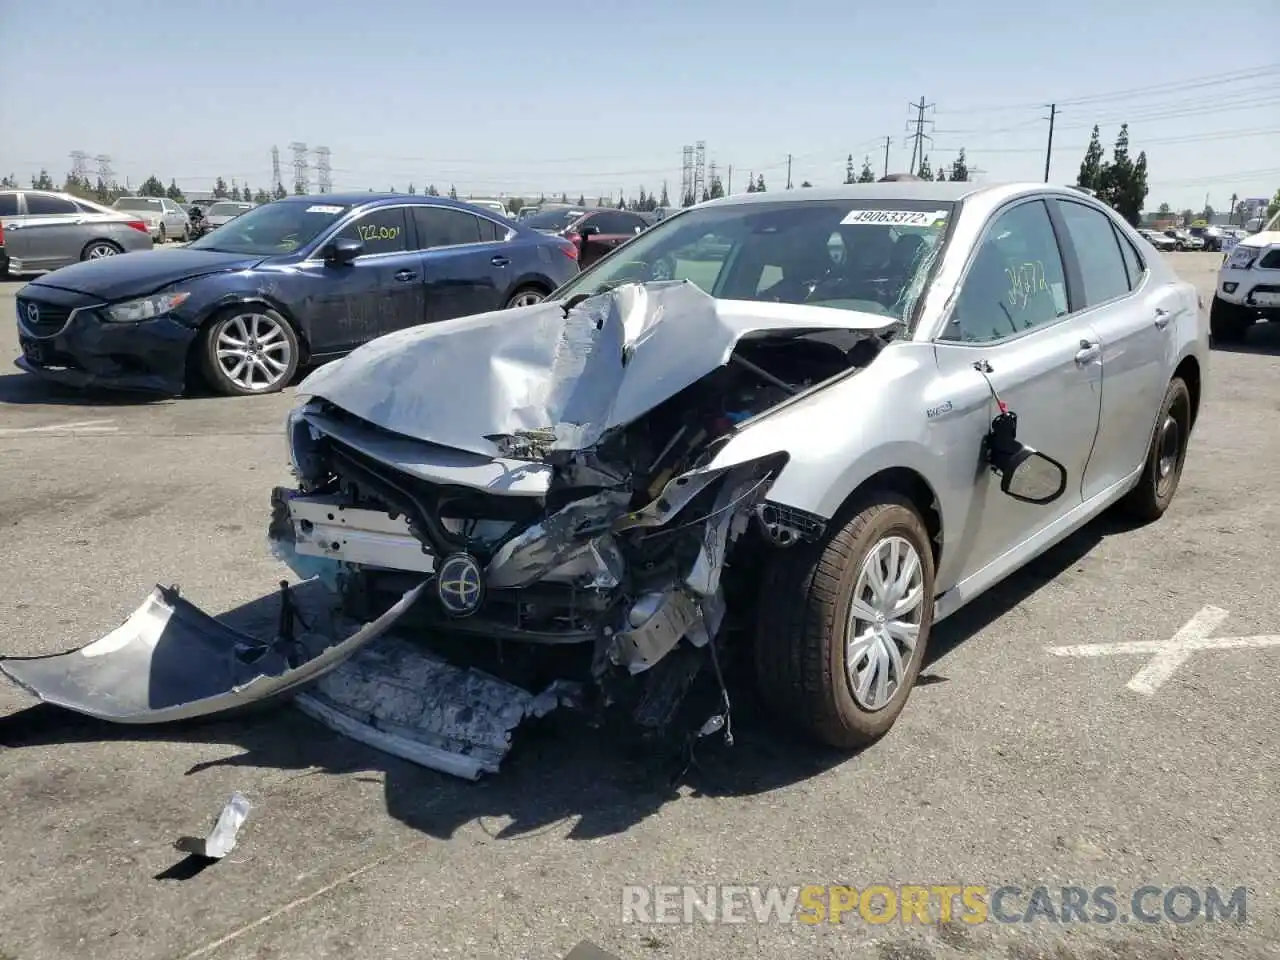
[522,208,586,231]
[208,202,252,216]
[114,197,164,211]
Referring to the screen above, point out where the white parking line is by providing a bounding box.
[0,419,118,436]
[1047,606,1280,694]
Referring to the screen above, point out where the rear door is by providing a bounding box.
[12,193,85,270]
[0,192,26,267]
[932,197,1103,580]
[411,205,512,321]
[1051,199,1174,500]
[301,205,425,352]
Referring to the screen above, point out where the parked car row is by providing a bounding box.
[0,189,155,275]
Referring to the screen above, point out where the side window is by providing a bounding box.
[1115,225,1146,291]
[0,193,19,216]
[334,206,409,255]
[477,217,506,242]
[1056,201,1131,306]
[25,193,79,215]
[593,212,645,235]
[943,200,1069,343]
[412,206,482,248]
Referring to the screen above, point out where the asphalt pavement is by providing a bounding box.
[0,253,1277,960]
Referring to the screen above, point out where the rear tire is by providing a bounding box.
[1118,377,1192,523]
[80,240,122,261]
[505,285,548,309]
[1209,295,1252,344]
[755,492,935,749]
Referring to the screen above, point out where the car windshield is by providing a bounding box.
[208,202,251,216]
[523,208,586,231]
[114,198,163,211]
[551,198,954,322]
[188,200,351,255]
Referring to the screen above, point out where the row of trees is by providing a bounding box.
[1077,124,1148,225]
[840,149,972,184]
[0,168,290,206]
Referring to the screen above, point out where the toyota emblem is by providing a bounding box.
[435,552,485,618]
[25,303,39,325]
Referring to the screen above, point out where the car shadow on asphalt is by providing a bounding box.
[1210,319,1280,355]
[0,371,173,407]
[0,513,1137,844]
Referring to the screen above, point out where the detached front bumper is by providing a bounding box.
[16,309,197,394]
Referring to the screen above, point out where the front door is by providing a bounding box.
[410,205,510,321]
[301,205,425,353]
[1052,199,1174,500]
[577,211,647,268]
[933,198,1103,579]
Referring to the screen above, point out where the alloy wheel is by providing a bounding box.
[509,290,544,308]
[215,313,293,391]
[845,535,925,711]
[86,244,118,260]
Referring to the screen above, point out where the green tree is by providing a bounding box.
[1267,188,1280,219]
[0,174,17,187]
[166,179,184,201]
[617,193,627,209]
[1199,204,1215,223]
[577,194,586,206]
[254,189,271,204]
[449,185,458,199]
[800,180,813,188]
[1096,125,1147,226]
[917,155,933,179]
[745,173,756,194]
[638,187,648,209]
[659,182,670,206]
[242,182,252,201]
[559,191,569,203]
[507,197,525,214]
[1157,202,1172,216]
[137,175,164,197]
[708,176,725,199]
[755,173,766,192]
[858,158,875,183]
[845,154,855,185]
[682,189,696,205]
[426,184,440,196]
[950,149,969,182]
[273,181,288,200]
[935,166,947,181]
[214,177,230,198]
[1077,125,1104,190]
[31,169,55,190]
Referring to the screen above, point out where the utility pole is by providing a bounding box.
[727,165,732,195]
[883,136,892,178]
[785,154,793,190]
[1043,103,1057,182]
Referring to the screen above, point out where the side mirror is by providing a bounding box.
[323,238,363,265]
[1000,449,1068,504]
[579,224,600,238]
[984,411,1068,505]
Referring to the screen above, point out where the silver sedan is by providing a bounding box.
[1,190,154,275]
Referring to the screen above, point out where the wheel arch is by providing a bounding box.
[834,466,944,569]
[503,271,555,302]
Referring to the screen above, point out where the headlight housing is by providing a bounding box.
[103,291,191,324]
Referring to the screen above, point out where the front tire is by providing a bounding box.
[199,308,300,396]
[755,492,935,748]
[1210,295,1253,344]
[1118,377,1192,523]
[505,286,548,309]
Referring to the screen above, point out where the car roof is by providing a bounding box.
[278,192,504,214]
[700,181,986,208]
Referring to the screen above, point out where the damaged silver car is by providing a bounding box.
[3,182,1207,778]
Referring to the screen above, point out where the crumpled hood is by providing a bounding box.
[297,281,893,457]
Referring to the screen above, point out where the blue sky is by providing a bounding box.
[1,0,1276,212]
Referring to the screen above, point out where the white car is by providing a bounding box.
[1210,208,1280,342]
[466,199,511,219]
[203,200,256,229]
[111,196,190,243]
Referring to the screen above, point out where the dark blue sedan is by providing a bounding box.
[13,194,581,396]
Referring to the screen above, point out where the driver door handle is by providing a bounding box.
[1154,307,1172,329]
[394,269,417,282]
[490,255,510,267]
[1075,339,1101,365]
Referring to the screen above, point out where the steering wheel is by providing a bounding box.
[804,272,882,304]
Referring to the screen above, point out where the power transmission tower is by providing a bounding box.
[94,154,114,188]
[904,98,935,175]
[882,136,893,178]
[1043,104,1057,183]
[271,145,284,194]
[693,141,706,202]
[313,146,332,194]
[69,151,91,184]
[680,145,694,205]
[288,142,309,195]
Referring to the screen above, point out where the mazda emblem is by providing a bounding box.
[25,303,39,325]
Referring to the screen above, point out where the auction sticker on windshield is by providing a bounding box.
[306,205,345,215]
[842,209,948,227]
